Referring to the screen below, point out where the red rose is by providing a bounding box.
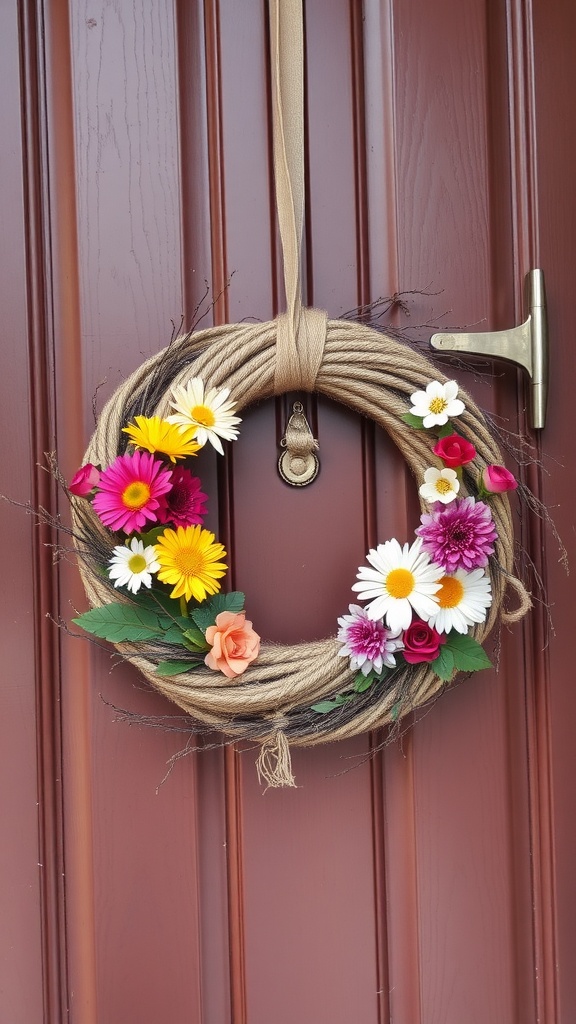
[433,434,476,468]
[69,463,100,496]
[482,464,518,494]
[402,619,446,664]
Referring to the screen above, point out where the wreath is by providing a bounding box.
[67,0,530,786]
[69,323,530,786]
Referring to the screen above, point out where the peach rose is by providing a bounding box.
[204,611,260,679]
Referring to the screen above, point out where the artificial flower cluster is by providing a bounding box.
[70,379,260,680]
[315,380,518,713]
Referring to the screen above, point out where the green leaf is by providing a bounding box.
[311,692,354,714]
[191,591,246,632]
[436,420,456,438]
[311,700,340,714]
[155,660,199,677]
[73,603,172,643]
[354,672,375,693]
[138,526,166,546]
[333,693,353,705]
[182,625,210,649]
[431,645,456,681]
[161,626,191,647]
[137,589,182,617]
[401,412,427,430]
[445,632,492,673]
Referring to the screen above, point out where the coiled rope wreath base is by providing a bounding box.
[72,315,531,784]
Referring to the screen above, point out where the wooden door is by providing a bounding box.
[2,1,575,1021]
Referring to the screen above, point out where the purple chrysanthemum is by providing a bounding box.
[416,496,497,573]
[337,604,403,676]
[157,466,208,528]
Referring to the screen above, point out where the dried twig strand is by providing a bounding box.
[74,318,530,748]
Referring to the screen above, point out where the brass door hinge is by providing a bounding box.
[430,269,548,429]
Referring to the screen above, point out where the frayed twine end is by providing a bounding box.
[256,730,297,791]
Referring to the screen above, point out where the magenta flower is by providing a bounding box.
[416,496,497,572]
[69,463,100,496]
[157,466,208,527]
[481,464,518,494]
[92,450,172,534]
[337,604,403,676]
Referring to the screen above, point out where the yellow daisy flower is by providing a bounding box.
[122,416,200,463]
[154,525,227,603]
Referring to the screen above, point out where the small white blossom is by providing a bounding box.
[409,380,465,427]
[419,467,460,505]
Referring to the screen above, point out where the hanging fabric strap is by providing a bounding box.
[270,0,327,394]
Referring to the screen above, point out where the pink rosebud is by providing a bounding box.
[402,619,446,664]
[433,434,476,468]
[482,464,518,494]
[69,463,100,496]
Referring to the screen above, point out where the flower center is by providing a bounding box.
[435,478,453,495]
[191,404,216,428]
[349,619,387,659]
[169,483,189,513]
[127,553,147,574]
[122,481,151,509]
[437,575,464,608]
[449,524,472,545]
[174,546,204,577]
[385,567,415,599]
[429,396,448,415]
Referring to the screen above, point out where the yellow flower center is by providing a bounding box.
[128,553,147,574]
[437,575,464,608]
[429,396,448,415]
[385,567,415,599]
[191,404,216,428]
[174,546,204,578]
[122,481,151,509]
[435,478,453,495]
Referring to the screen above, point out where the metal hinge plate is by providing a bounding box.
[430,269,548,429]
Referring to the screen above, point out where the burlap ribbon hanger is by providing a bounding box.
[270,0,327,394]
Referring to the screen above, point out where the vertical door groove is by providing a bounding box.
[507,2,558,1021]
[43,0,99,1020]
[19,3,67,1021]
[350,11,394,1018]
[204,0,229,325]
[203,2,246,1020]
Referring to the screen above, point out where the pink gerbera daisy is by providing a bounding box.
[157,466,208,528]
[92,450,173,534]
[416,496,497,573]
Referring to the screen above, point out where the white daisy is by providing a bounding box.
[351,537,443,633]
[167,378,241,455]
[108,537,160,594]
[427,567,492,634]
[419,466,460,505]
[409,379,465,427]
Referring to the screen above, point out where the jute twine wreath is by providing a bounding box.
[72,0,530,786]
